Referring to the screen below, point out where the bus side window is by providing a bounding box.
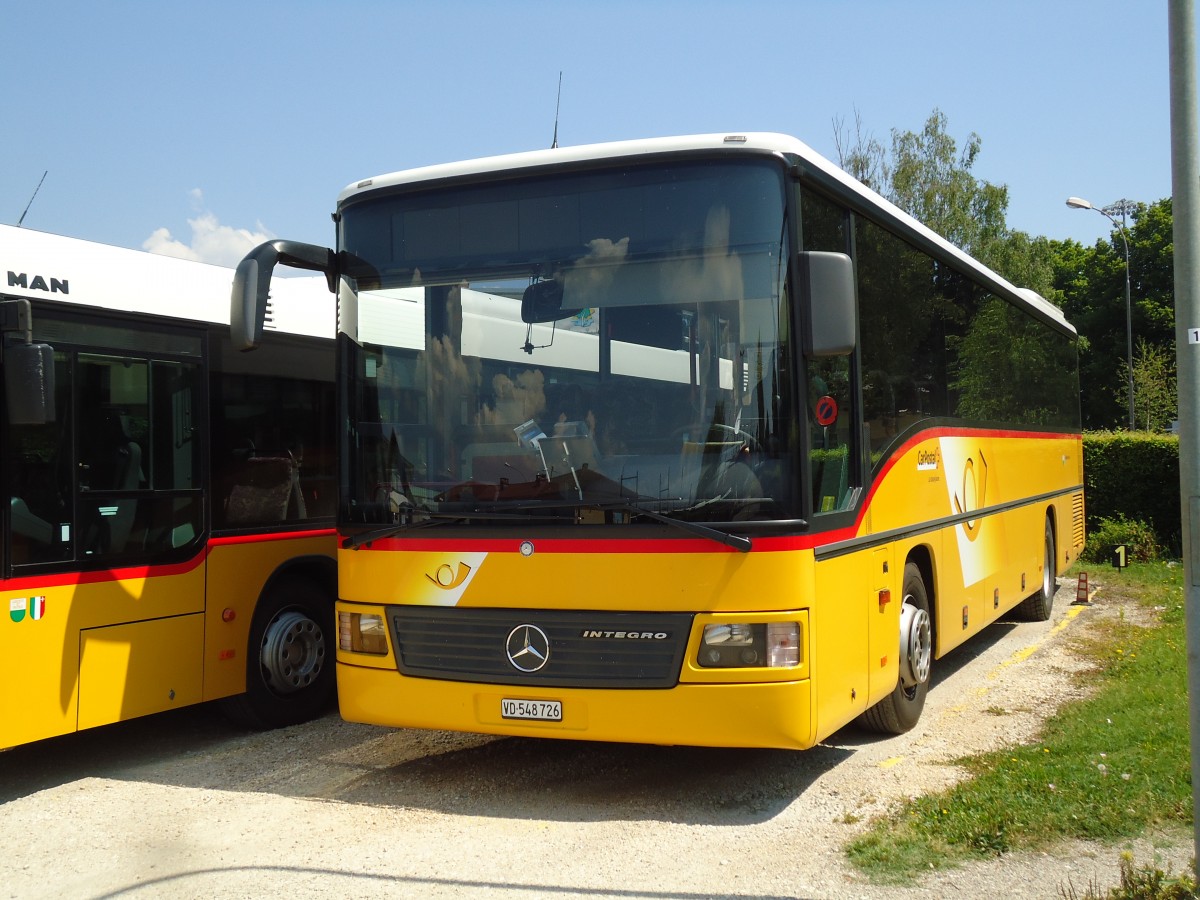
[76,355,151,557]
[76,355,202,560]
[800,189,856,517]
[7,350,72,565]
[210,362,333,528]
[808,356,853,514]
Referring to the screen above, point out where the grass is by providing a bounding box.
[845,562,1194,893]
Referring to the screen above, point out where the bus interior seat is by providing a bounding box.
[225,453,305,523]
[10,496,54,544]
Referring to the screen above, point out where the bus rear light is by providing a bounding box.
[699,621,800,668]
[339,612,388,654]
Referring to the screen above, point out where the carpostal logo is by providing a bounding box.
[917,447,941,472]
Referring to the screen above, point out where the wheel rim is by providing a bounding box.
[899,597,932,691]
[1043,528,1054,599]
[259,609,326,696]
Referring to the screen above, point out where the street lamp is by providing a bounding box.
[1066,196,1137,429]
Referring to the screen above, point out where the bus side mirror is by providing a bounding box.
[4,342,54,425]
[797,251,856,357]
[0,299,54,425]
[231,240,337,351]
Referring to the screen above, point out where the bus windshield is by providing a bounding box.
[338,158,798,528]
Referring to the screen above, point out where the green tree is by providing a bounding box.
[1051,198,1175,429]
[1129,337,1177,431]
[889,110,1008,265]
[831,109,1179,432]
[833,108,1054,297]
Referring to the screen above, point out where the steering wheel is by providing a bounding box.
[672,423,759,452]
[705,423,760,451]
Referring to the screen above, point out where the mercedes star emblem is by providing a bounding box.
[505,624,551,673]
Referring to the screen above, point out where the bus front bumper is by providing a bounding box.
[335,662,816,750]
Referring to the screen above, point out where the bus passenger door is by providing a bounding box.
[811,547,870,738]
[807,354,871,737]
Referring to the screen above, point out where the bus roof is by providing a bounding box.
[338,132,1072,334]
[1,223,335,339]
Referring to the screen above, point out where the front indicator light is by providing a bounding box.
[339,612,388,654]
[699,621,801,668]
[766,622,800,667]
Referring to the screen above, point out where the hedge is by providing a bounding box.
[1083,431,1181,556]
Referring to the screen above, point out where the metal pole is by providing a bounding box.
[1167,0,1200,867]
[1122,220,1135,429]
[1068,198,1138,428]
[1099,203,1136,428]
[1106,208,1137,429]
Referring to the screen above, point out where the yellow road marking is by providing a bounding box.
[990,605,1085,677]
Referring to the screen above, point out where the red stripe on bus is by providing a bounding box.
[209,528,336,547]
[341,427,1076,557]
[0,529,336,591]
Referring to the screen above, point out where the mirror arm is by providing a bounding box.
[231,240,336,351]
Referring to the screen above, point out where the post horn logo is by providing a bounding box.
[952,449,988,541]
[426,562,473,590]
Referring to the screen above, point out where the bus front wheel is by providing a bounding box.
[221,577,335,729]
[858,562,932,734]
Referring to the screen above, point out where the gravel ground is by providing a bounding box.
[0,573,1192,899]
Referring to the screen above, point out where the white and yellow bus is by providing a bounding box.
[1,224,337,749]
[236,133,1084,749]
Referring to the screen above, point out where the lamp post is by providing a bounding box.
[1066,196,1137,429]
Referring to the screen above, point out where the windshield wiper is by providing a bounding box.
[475,497,753,552]
[607,502,752,552]
[345,499,754,553]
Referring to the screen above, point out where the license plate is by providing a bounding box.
[501,698,562,721]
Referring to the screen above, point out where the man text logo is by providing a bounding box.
[8,272,69,295]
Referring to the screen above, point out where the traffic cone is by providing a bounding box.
[1073,571,1090,605]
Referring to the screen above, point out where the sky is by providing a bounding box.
[0,1,1183,270]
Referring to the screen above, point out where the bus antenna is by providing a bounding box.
[17,170,48,227]
[551,72,562,149]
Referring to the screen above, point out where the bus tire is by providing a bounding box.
[221,577,335,729]
[1016,517,1056,622]
[858,562,932,734]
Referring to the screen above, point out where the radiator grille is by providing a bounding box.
[1072,492,1086,551]
[388,607,693,688]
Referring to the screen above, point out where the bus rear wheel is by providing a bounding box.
[221,577,335,729]
[1016,517,1056,622]
[858,562,932,734]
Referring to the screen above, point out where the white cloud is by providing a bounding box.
[143,191,274,268]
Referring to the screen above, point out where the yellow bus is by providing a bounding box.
[2,224,337,750]
[235,133,1084,749]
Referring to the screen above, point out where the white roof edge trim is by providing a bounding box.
[0,223,335,338]
[338,132,1074,335]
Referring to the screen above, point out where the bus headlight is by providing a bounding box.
[339,611,388,654]
[699,621,800,668]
